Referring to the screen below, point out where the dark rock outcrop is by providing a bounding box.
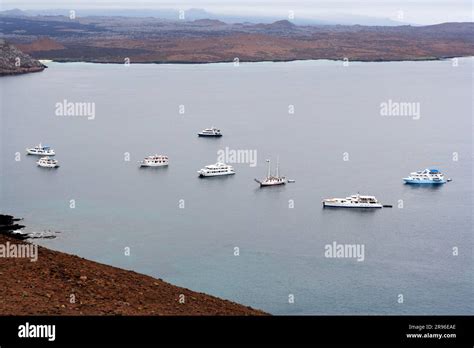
[0,214,26,240]
[0,39,46,75]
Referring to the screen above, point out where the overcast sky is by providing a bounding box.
[1,0,472,24]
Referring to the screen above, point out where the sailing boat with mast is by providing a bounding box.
[255,157,287,187]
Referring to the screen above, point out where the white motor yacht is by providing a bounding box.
[27,143,55,156]
[198,162,235,177]
[139,155,169,167]
[198,127,222,137]
[322,194,383,208]
[37,156,59,168]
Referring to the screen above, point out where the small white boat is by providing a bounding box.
[26,143,55,156]
[403,168,447,184]
[37,156,59,168]
[139,155,169,167]
[198,162,235,177]
[198,127,222,137]
[322,194,383,208]
[255,158,287,187]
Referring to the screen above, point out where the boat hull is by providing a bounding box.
[403,178,446,184]
[37,163,59,168]
[198,134,222,137]
[199,171,235,177]
[322,201,382,208]
[140,163,169,167]
[260,181,286,187]
[27,149,55,156]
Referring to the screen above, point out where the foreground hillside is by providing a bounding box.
[1,15,473,63]
[0,232,266,315]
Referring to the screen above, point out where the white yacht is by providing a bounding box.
[322,194,383,208]
[403,168,446,184]
[255,158,287,187]
[198,127,222,137]
[37,157,59,168]
[26,143,55,156]
[139,155,169,167]
[198,162,235,177]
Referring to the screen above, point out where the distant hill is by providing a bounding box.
[0,8,28,16]
[266,20,296,29]
[192,18,226,26]
[0,39,46,75]
[0,7,407,26]
[1,15,472,64]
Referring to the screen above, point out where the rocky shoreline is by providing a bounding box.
[0,215,267,315]
[0,66,46,75]
[0,214,27,239]
[49,55,461,65]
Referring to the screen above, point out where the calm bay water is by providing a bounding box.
[1,59,472,314]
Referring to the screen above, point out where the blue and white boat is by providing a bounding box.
[26,143,55,156]
[403,168,446,184]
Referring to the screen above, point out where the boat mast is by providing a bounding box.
[266,159,271,178]
[276,156,279,178]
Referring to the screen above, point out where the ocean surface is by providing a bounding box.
[1,58,472,314]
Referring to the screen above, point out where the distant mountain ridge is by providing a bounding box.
[0,7,408,26]
[267,20,296,29]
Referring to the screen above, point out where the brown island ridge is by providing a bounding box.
[0,234,266,315]
[1,15,473,64]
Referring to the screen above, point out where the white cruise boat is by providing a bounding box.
[26,143,55,156]
[37,157,59,168]
[322,194,383,208]
[403,168,446,184]
[139,155,169,167]
[198,127,222,137]
[198,162,235,177]
[255,158,287,187]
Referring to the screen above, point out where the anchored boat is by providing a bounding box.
[255,158,287,187]
[198,162,235,177]
[139,155,169,167]
[198,127,222,137]
[322,194,383,208]
[26,143,55,156]
[37,156,59,168]
[403,168,447,184]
